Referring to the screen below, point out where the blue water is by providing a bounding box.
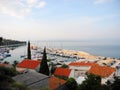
[1,46,27,64]
[34,41,120,58]
[1,41,120,63]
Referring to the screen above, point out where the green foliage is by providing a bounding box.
[0,37,3,42]
[0,37,26,46]
[78,74,103,90]
[12,82,30,90]
[27,41,31,59]
[0,74,14,82]
[0,66,17,76]
[12,60,19,69]
[109,77,120,90]
[0,75,14,89]
[66,78,78,90]
[47,58,51,62]
[0,37,3,45]
[61,64,69,68]
[0,66,18,90]
[0,66,30,90]
[39,47,49,76]
[50,63,56,75]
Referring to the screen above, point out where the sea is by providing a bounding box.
[1,41,120,64]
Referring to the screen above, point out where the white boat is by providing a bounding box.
[0,54,4,60]
[3,53,11,58]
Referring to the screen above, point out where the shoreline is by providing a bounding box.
[46,47,118,60]
[44,47,120,68]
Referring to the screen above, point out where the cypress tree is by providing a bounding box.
[27,41,31,59]
[39,47,49,76]
[0,37,3,45]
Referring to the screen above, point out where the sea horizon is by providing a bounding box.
[31,40,120,58]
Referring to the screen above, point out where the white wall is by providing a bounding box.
[101,72,115,84]
[69,69,75,78]
[69,66,91,71]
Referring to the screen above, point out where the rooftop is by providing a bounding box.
[54,67,71,77]
[17,59,41,69]
[88,65,116,77]
[69,62,116,77]
[50,76,66,90]
[69,62,99,67]
[13,70,49,89]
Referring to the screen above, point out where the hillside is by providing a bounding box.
[0,37,26,46]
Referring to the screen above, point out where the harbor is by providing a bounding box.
[0,44,26,63]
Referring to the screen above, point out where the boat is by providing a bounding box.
[0,53,4,60]
[20,55,26,58]
[4,53,11,57]
[0,55,4,60]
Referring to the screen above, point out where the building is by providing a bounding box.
[13,70,50,90]
[69,62,99,71]
[16,59,41,72]
[88,64,116,84]
[68,62,116,84]
[115,63,120,79]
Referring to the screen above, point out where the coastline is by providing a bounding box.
[34,41,120,58]
[47,48,112,60]
[45,47,120,68]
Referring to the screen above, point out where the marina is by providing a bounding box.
[1,42,120,67]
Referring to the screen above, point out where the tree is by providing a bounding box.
[27,41,31,59]
[107,77,120,90]
[50,63,56,75]
[61,64,69,68]
[0,66,29,90]
[12,60,19,70]
[39,47,49,76]
[66,78,77,90]
[0,37,3,45]
[78,74,103,90]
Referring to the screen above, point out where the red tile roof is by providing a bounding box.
[54,67,71,77]
[50,76,66,90]
[69,62,99,67]
[88,65,116,77]
[17,59,41,69]
[69,62,116,77]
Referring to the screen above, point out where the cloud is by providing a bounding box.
[0,7,23,19]
[0,0,47,19]
[94,0,112,4]
[36,1,46,8]
[27,0,38,4]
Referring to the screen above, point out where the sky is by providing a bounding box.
[0,0,120,42]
